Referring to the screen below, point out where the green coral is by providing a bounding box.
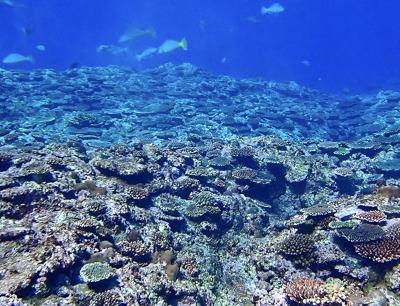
[328,220,358,230]
[285,162,310,183]
[80,262,115,283]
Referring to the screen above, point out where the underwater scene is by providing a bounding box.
[1,1,400,305]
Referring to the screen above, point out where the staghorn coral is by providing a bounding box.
[386,221,400,238]
[117,240,150,261]
[354,238,400,263]
[279,234,315,256]
[284,277,325,305]
[74,218,100,232]
[354,210,387,223]
[125,185,149,201]
[89,291,122,306]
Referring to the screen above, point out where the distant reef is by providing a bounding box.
[0,63,399,148]
[1,64,400,305]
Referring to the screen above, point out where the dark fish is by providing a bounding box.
[69,62,81,69]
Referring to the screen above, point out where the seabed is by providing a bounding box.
[1,63,400,305]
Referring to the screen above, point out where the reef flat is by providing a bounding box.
[1,64,400,305]
[0,63,399,148]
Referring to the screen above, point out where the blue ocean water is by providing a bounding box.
[1,0,400,93]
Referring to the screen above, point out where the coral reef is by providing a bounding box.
[0,64,400,305]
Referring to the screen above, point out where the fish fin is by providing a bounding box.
[27,55,34,63]
[179,38,188,51]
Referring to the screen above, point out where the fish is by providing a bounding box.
[69,62,80,69]
[2,53,34,64]
[0,0,25,8]
[246,16,260,23]
[118,27,156,43]
[96,44,129,56]
[136,47,158,62]
[261,3,285,15]
[36,45,46,51]
[158,38,188,54]
[21,26,33,36]
[301,60,310,67]
[199,20,207,31]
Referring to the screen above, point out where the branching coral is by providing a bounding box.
[354,211,386,223]
[284,277,325,304]
[354,238,400,263]
[279,234,315,256]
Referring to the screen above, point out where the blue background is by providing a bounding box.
[1,0,399,92]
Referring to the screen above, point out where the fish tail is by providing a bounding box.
[27,55,35,63]
[261,7,267,15]
[179,38,188,51]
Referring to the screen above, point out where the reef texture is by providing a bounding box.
[0,64,400,305]
[0,63,400,149]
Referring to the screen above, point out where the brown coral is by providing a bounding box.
[377,185,400,201]
[354,238,400,263]
[117,240,150,261]
[354,211,386,223]
[125,185,149,201]
[279,234,315,256]
[284,277,325,304]
[387,221,400,239]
